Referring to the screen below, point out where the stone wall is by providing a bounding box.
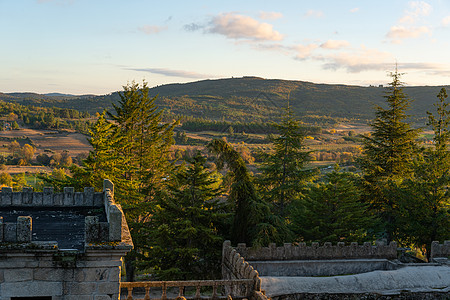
[234,241,397,261]
[0,179,133,300]
[222,240,269,300]
[430,241,450,260]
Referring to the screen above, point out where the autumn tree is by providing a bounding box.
[358,69,420,242]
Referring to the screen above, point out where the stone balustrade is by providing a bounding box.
[120,279,255,300]
[234,241,398,261]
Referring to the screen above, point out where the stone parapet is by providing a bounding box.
[0,216,32,243]
[234,241,398,261]
[0,186,101,207]
[430,241,450,260]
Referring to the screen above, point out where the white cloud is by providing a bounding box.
[322,47,394,73]
[320,40,350,50]
[386,25,431,43]
[350,8,359,13]
[209,13,283,41]
[408,1,432,17]
[139,25,167,35]
[442,16,450,26]
[304,10,324,18]
[259,11,283,20]
[292,43,319,60]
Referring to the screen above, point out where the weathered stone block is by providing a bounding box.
[98,222,109,241]
[108,205,122,242]
[4,223,17,242]
[68,282,97,295]
[83,187,94,206]
[17,216,32,243]
[103,178,114,194]
[53,193,63,206]
[64,187,75,206]
[95,295,114,300]
[85,216,99,243]
[4,268,33,282]
[22,187,33,205]
[74,192,84,206]
[109,267,120,282]
[33,268,65,281]
[93,193,103,207]
[1,186,13,206]
[0,216,3,242]
[65,296,92,300]
[43,187,54,206]
[97,281,119,294]
[32,192,43,205]
[12,192,22,205]
[84,268,109,281]
[1,281,62,297]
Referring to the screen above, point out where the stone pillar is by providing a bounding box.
[108,205,122,242]
[17,216,32,243]
[103,179,114,195]
[1,186,13,205]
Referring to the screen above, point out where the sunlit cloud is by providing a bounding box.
[292,43,319,60]
[350,8,359,13]
[407,1,432,18]
[304,10,324,18]
[322,47,394,73]
[126,67,217,79]
[442,16,450,27]
[138,25,167,35]
[320,40,350,50]
[259,11,283,20]
[208,13,283,41]
[386,25,431,43]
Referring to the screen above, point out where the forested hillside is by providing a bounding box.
[1,77,448,125]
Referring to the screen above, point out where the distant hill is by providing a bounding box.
[1,77,448,125]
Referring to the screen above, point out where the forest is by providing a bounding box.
[36,71,449,283]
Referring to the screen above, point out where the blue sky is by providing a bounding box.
[1,0,449,94]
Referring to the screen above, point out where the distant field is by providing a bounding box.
[0,128,92,156]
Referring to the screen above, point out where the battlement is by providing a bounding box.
[430,240,450,260]
[234,241,398,261]
[0,179,131,251]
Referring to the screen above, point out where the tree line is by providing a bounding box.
[47,74,449,281]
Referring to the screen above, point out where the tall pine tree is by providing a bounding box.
[358,69,420,242]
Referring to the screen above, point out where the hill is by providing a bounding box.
[1,77,448,125]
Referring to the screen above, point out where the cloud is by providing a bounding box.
[304,10,324,18]
[184,23,203,31]
[350,8,359,13]
[292,43,319,60]
[408,1,432,18]
[139,25,167,35]
[442,16,450,26]
[208,13,283,41]
[126,67,216,79]
[322,47,394,73]
[386,25,431,42]
[258,11,283,20]
[320,40,350,50]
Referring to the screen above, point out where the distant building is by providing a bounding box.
[0,180,133,300]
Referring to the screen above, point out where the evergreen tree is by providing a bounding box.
[258,107,316,217]
[358,69,420,242]
[147,152,228,280]
[397,88,450,258]
[207,139,290,246]
[290,165,377,243]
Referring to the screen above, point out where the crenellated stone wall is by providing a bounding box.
[235,241,398,261]
[430,241,450,261]
[0,179,133,300]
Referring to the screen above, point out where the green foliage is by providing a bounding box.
[358,70,421,242]
[290,165,377,243]
[258,107,317,217]
[146,152,228,280]
[396,88,450,258]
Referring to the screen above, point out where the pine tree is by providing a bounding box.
[147,152,228,280]
[207,139,290,246]
[358,69,420,242]
[290,165,377,243]
[258,107,316,217]
[397,88,450,258]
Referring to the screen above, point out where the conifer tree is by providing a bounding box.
[290,166,377,243]
[147,152,228,280]
[397,88,450,258]
[358,69,420,242]
[258,107,316,217]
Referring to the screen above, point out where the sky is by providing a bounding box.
[1,0,449,95]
